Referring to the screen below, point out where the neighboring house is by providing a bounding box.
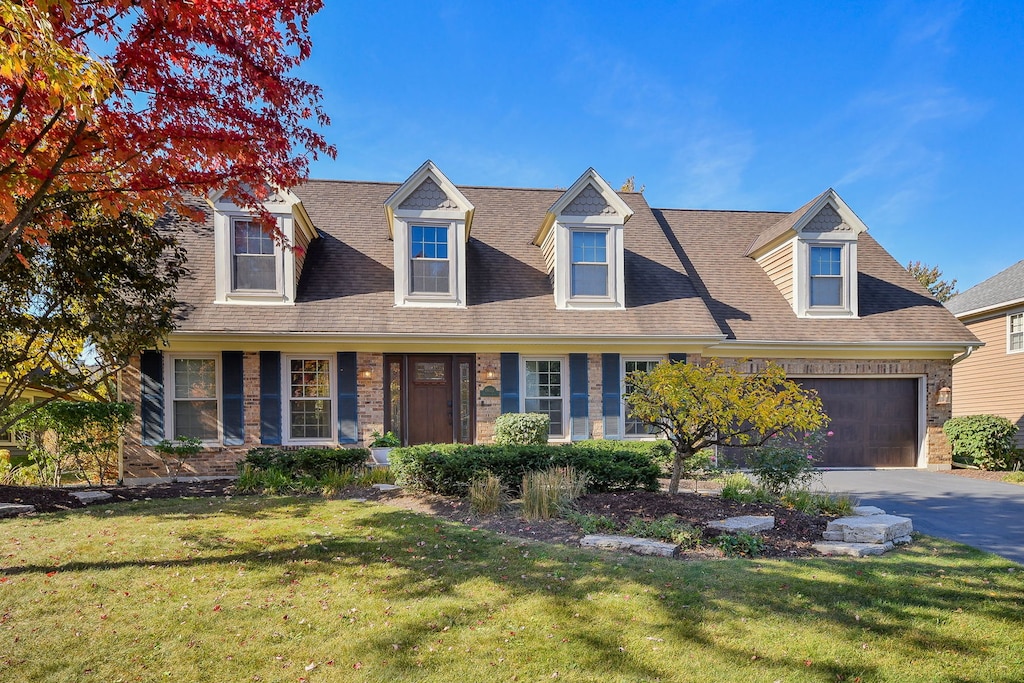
[0,385,68,458]
[121,161,977,480]
[946,261,1024,445]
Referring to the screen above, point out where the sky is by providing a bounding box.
[295,0,1024,292]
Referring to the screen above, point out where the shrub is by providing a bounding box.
[1003,471,1024,485]
[389,442,660,496]
[154,436,203,482]
[623,515,703,549]
[319,468,356,496]
[259,467,292,494]
[781,489,857,516]
[944,415,1019,470]
[521,466,589,520]
[494,413,549,446]
[747,430,828,496]
[239,446,369,479]
[467,473,507,515]
[716,532,765,557]
[563,511,618,534]
[235,463,261,493]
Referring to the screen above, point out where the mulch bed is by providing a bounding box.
[2,480,831,559]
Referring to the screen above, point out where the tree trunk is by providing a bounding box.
[668,451,684,495]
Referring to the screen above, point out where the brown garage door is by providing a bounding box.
[797,378,919,467]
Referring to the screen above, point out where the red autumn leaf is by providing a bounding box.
[46,571,57,577]
[213,605,222,612]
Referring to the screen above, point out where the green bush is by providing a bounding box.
[240,446,369,479]
[944,415,1019,470]
[716,532,765,557]
[747,444,819,496]
[623,515,703,548]
[389,442,660,496]
[494,413,550,445]
[563,511,618,534]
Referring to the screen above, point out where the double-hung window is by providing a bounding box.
[1010,313,1024,352]
[809,245,843,307]
[623,359,661,437]
[287,357,334,442]
[410,225,450,294]
[571,230,609,297]
[170,357,219,441]
[232,219,278,291]
[524,359,565,439]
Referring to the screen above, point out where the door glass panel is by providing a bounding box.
[415,362,446,382]
[459,361,471,442]
[388,359,402,443]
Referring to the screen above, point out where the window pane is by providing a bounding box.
[173,359,216,399]
[459,361,471,442]
[572,263,608,296]
[1012,315,1024,351]
[289,399,331,439]
[810,246,842,276]
[387,360,402,442]
[411,259,450,293]
[173,400,218,441]
[233,254,277,290]
[810,276,842,307]
[624,360,660,436]
[525,360,563,437]
[572,231,606,263]
[288,359,332,440]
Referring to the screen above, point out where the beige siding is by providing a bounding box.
[294,226,313,284]
[541,229,556,286]
[953,313,1024,445]
[756,241,794,305]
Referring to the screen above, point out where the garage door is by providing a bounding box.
[797,378,919,467]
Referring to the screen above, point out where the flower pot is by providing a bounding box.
[370,447,392,466]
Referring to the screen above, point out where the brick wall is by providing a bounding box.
[476,353,501,443]
[357,352,385,446]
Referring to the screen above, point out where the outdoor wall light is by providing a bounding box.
[360,369,372,379]
[936,384,951,405]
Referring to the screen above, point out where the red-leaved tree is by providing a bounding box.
[0,0,335,266]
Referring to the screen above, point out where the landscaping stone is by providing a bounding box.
[707,515,775,533]
[372,484,401,492]
[580,534,679,557]
[822,514,913,544]
[852,505,886,516]
[70,491,113,504]
[0,503,35,518]
[812,541,893,557]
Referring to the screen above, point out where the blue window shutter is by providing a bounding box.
[259,351,281,445]
[337,352,358,444]
[221,351,244,446]
[500,353,520,414]
[668,353,687,364]
[569,353,589,441]
[140,350,164,446]
[602,353,621,440]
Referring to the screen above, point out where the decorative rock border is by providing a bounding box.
[707,515,774,533]
[0,503,35,518]
[580,534,680,557]
[814,506,914,557]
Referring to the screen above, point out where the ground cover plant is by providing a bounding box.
[1,496,1021,682]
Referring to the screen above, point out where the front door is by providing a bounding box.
[385,354,476,446]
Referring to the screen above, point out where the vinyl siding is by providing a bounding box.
[757,240,794,306]
[952,312,1024,445]
[294,225,313,285]
[541,228,556,286]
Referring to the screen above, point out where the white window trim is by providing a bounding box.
[213,211,296,306]
[795,239,858,318]
[1008,312,1024,354]
[520,356,569,442]
[392,215,467,308]
[282,354,337,446]
[620,356,665,440]
[164,354,222,446]
[554,221,624,310]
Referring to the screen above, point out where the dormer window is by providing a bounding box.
[571,230,610,297]
[534,168,633,310]
[809,245,843,307]
[384,161,474,308]
[232,219,279,291]
[209,187,318,306]
[410,224,452,294]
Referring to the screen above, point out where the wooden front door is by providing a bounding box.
[385,354,475,446]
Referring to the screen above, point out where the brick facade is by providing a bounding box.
[121,351,955,479]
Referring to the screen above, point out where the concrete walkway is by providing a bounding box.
[812,469,1024,565]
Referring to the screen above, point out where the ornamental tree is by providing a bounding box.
[0,199,185,432]
[624,359,828,494]
[0,0,335,267]
[906,260,958,302]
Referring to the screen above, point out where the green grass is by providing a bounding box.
[1,496,1023,682]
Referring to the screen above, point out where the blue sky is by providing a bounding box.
[297,1,1023,291]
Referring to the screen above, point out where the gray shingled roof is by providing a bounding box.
[945,260,1024,316]
[167,180,976,346]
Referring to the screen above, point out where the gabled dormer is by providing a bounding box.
[745,189,867,319]
[533,169,634,310]
[209,187,317,305]
[384,161,474,308]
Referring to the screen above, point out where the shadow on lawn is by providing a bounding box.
[4,499,1022,681]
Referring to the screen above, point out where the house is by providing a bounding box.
[946,261,1024,445]
[121,161,977,480]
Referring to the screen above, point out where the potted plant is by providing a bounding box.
[369,430,400,466]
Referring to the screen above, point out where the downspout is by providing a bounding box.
[952,345,978,365]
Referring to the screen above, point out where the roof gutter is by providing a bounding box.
[951,344,979,365]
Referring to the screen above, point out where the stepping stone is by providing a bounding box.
[822,514,913,544]
[852,505,886,516]
[70,491,113,504]
[707,515,775,534]
[813,541,893,557]
[371,484,401,492]
[580,534,679,557]
[0,503,35,518]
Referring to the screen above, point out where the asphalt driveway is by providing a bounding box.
[812,469,1024,565]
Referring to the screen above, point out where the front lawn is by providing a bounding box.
[1,496,1021,682]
